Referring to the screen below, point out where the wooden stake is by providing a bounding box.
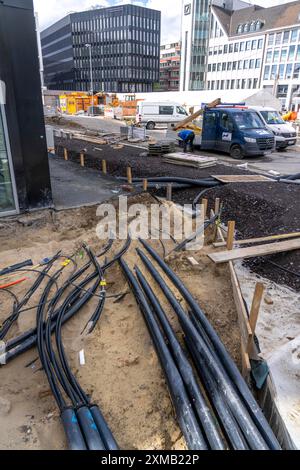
[167,183,172,201]
[202,198,208,219]
[127,167,132,184]
[102,160,107,174]
[214,198,220,215]
[249,282,265,335]
[80,153,85,167]
[63,148,68,161]
[213,198,221,241]
[227,221,236,251]
[143,179,148,192]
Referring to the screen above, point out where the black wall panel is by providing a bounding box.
[0,0,52,211]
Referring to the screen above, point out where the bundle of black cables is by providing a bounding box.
[0,237,131,451]
[34,237,131,450]
[119,239,282,451]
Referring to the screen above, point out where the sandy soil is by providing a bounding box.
[0,194,241,450]
[235,262,300,449]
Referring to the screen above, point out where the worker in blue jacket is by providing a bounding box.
[178,129,195,153]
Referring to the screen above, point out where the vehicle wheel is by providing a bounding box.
[146,121,155,130]
[230,144,244,160]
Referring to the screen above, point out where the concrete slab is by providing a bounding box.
[49,154,122,210]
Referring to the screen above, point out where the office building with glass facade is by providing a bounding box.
[181,0,300,110]
[0,0,52,217]
[41,4,161,93]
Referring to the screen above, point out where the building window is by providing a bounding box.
[281,48,288,62]
[230,80,235,89]
[286,63,293,79]
[273,50,280,63]
[296,45,300,62]
[256,59,261,68]
[241,79,246,89]
[227,62,232,71]
[279,64,285,79]
[217,63,221,71]
[252,40,257,50]
[283,30,290,44]
[293,63,300,79]
[209,47,213,55]
[249,59,255,69]
[229,44,233,53]
[236,79,240,89]
[289,45,296,61]
[255,21,263,31]
[240,42,245,52]
[221,80,224,90]
[237,24,243,34]
[0,109,16,213]
[224,44,228,53]
[258,39,263,49]
[246,41,251,51]
[238,60,243,70]
[234,43,239,52]
[208,64,211,72]
[271,65,278,80]
[253,78,258,88]
[263,65,270,80]
[244,23,250,33]
[250,22,256,32]
[222,62,226,71]
[275,32,282,45]
[233,61,237,70]
[291,29,298,42]
[244,60,249,69]
[213,63,216,72]
[268,34,275,46]
[247,79,252,88]
[266,49,273,64]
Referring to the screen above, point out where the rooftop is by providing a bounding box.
[213,0,300,37]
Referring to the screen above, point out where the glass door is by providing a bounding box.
[0,104,18,215]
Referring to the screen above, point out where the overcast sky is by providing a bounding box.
[33,0,297,44]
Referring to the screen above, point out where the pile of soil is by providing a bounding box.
[45,116,84,130]
[54,137,300,291]
[0,195,241,450]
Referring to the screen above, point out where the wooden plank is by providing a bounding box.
[227,221,236,251]
[229,262,253,348]
[102,160,107,174]
[241,341,252,380]
[63,148,68,161]
[249,282,265,336]
[127,167,132,184]
[212,175,272,183]
[167,183,173,201]
[80,153,85,167]
[173,98,221,131]
[209,237,300,264]
[202,198,208,219]
[213,231,300,248]
[143,179,148,192]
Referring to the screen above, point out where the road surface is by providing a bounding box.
[63,115,300,176]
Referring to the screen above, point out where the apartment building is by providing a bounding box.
[181,0,300,110]
[41,4,161,93]
[159,42,181,91]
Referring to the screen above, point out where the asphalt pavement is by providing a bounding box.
[63,115,300,176]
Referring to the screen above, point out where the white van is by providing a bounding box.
[136,101,188,130]
[250,106,297,150]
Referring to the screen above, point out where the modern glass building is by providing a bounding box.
[41,4,161,93]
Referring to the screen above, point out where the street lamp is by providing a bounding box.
[85,43,94,116]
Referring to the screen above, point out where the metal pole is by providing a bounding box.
[89,46,94,117]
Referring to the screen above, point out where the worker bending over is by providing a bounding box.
[178,129,195,153]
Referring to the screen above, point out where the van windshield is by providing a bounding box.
[233,112,264,130]
[260,110,285,125]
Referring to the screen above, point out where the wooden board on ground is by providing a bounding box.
[213,231,300,248]
[212,175,272,183]
[163,152,217,169]
[209,237,300,264]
